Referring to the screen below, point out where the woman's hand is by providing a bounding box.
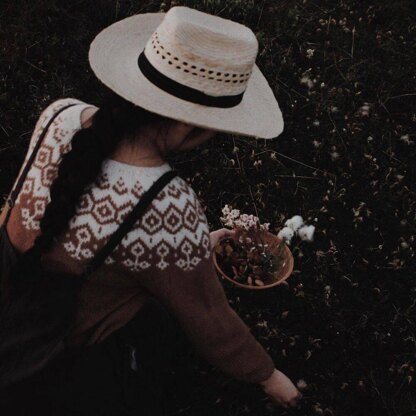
[209,228,237,251]
[260,369,302,408]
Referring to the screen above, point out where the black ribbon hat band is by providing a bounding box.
[137,50,245,108]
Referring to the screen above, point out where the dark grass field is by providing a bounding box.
[1,1,415,415]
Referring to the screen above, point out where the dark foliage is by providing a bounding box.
[1,0,415,415]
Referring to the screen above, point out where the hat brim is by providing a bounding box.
[88,12,284,139]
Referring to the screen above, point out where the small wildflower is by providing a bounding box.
[300,73,314,89]
[285,215,304,232]
[297,379,308,390]
[220,205,270,232]
[331,151,340,161]
[298,225,315,241]
[358,103,371,116]
[306,48,315,58]
[259,222,270,231]
[400,134,412,145]
[278,227,295,244]
[401,241,409,249]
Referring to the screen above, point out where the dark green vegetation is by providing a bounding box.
[1,1,415,415]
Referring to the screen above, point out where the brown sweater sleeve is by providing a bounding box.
[138,254,275,384]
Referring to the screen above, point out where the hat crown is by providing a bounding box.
[144,6,259,97]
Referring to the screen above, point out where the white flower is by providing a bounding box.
[359,103,371,117]
[230,209,240,219]
[220,205,243,228]
[222,219,234,227]
[331,151,340,161]
[222,204,231,215]
[300,74,314,89]
[220,205,240,228]
[306,48,315,58]
[296,379,308,390]
[278,227,294,244]
[400,134,412,145]
[260,222,270,231]
[220,204,270,233]
[284,215,304,232]
[297,225,315,241]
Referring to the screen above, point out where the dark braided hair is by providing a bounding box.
[0,86,173,387]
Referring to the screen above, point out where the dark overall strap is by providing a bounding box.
[83,170,178,278]
[3,103,78,226]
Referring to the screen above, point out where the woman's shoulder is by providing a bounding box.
[59,169,212,274]
[33,97,98,139]
[40,97,98,114]
[26,97,99,157]
[111,174,212,273]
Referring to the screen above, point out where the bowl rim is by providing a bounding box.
[212,232,294,290]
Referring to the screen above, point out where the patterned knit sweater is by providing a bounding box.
[3,98,275,384]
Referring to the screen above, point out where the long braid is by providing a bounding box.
[0,88,171,387]
[34,106,121,254]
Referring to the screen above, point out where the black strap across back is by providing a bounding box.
[83,169,177,277]
[4,102,178,279]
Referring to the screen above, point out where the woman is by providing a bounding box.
[0,5,301,415]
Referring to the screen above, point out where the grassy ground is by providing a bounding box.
[1,1,415,415]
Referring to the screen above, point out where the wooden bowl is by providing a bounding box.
[212,230,294,290]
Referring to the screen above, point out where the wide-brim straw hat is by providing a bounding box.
[88,6,284,139]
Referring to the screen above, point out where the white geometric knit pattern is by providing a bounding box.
[15,98,211,274]
[61,160,211,272]
[15,98,95,230]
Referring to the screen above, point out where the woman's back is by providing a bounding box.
[6,97,213,346]
[4,97,274,386]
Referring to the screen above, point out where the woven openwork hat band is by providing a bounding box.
[138,7,259,107]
